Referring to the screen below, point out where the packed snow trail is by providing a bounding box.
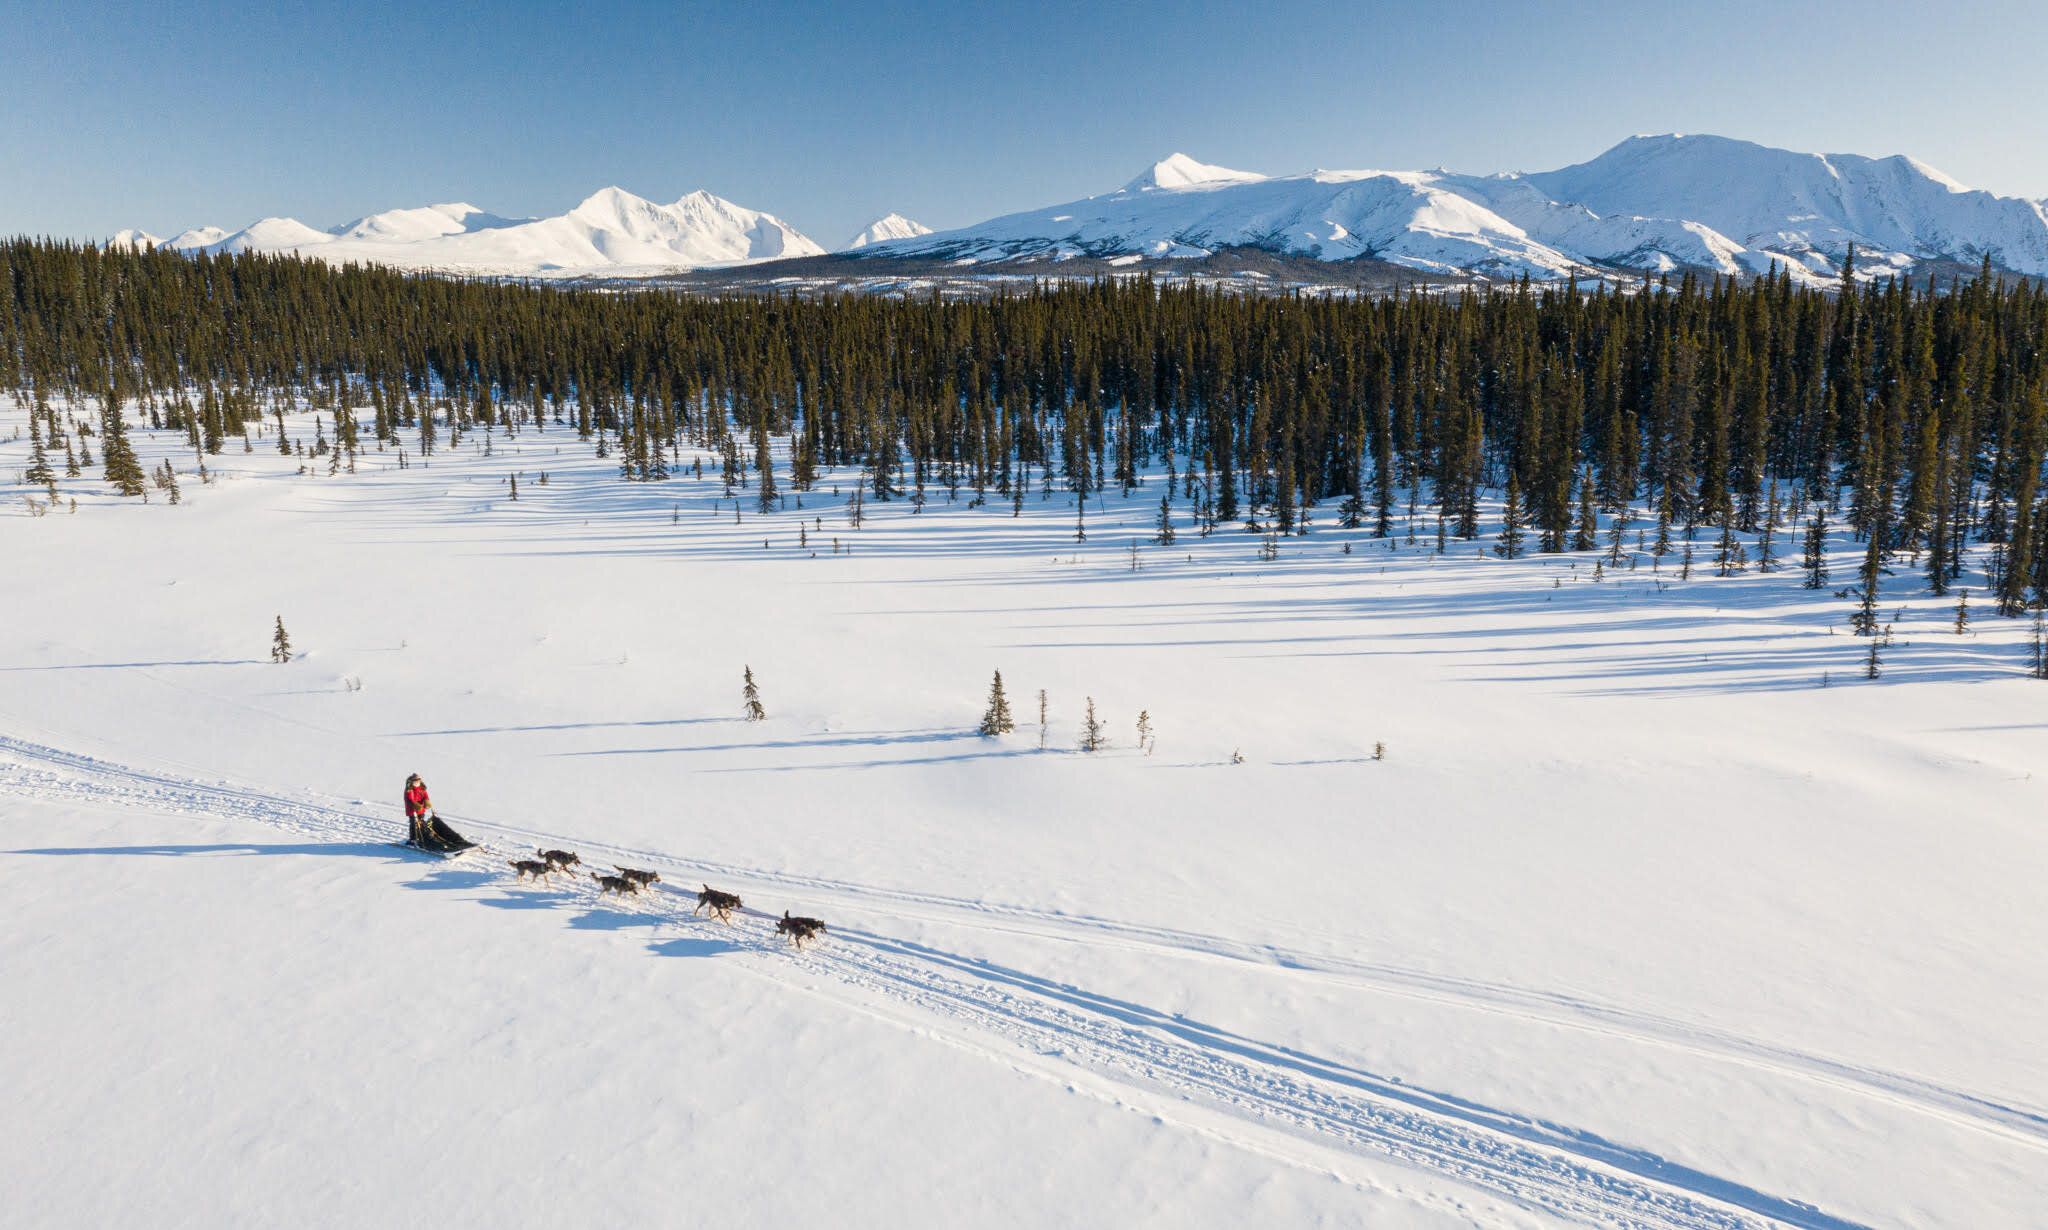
[0,732,1988,1230]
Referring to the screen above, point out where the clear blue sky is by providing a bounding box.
[5,0,2044,248]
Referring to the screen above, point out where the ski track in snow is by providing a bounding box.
[6,731,2027,1230]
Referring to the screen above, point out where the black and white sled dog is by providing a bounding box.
[776,911,827,949]
[508,858,553,883]
[694,885,742,924]
[613,866,661,889]
[539,849,581,873]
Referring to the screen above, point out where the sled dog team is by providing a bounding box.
[409,773,825,949]
[511,852,826,950]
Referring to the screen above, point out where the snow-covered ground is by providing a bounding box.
[3,402,2044,1229]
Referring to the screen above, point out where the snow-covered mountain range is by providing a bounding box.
[122,189,823,275]
[113,135,2048,283]
[862,134,2048,284]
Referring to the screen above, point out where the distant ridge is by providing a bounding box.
[112,135,2048,282]
[125,187,823,275]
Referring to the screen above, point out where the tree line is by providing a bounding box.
[6,237,2048,612]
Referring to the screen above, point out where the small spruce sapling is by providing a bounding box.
[1954,589,1971,635]
[1037,688,1048,751]
[271,617,292,664]
[1079,697,1104,752]
[742,666,766,721]
[1135,710,1152,754]
[978,671,1015,736]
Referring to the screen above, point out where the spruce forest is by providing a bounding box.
[6,237,2048,619]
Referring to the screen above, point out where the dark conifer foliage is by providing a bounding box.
[978,671,1014,736]
[741,667,766,721]
[270,617,292,664]
[5,240,2048,614]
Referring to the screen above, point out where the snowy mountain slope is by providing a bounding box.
[328,201,527,243]
[119,134,2047,282]
[106,228,163,250]
[843,213,933,250]
[202,215,339,254]
[866,135,2048,282]
[154,187,824,274]
[1123,152,1268,192]
[1523,134,2048,278]
[5,395,2048,1229]
[862,167,1588,277]
[164,225,229,249]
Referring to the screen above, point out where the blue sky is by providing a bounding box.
[5,0,2044,247]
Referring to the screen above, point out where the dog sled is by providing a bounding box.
[401,811,478,856]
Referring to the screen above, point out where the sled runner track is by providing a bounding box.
[0,736,1976,1226]
[4,731,2043,1158]
[3,731,2043,1159]
[478,815,2048,1154]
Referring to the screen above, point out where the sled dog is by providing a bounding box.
[539,849,581,873]
[614,866,661,889]
[776,911,827,949]
[592,872,639,897]
[695,885,743,923]
[508,859,552,883]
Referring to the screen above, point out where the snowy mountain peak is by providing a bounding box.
[138,187,824,275]
[865,133,2048,284]
[329,203,521,243]
[842,213,934,251]
[107,229,163,250]
[1121,153,1266,193]
[166,226,230,250]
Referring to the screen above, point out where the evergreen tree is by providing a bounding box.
[1037,688,1048,751]
[1079,697,1104,752]
[1135,710,1153,754]
[1802,511,1829,590]
[270,617,292,664]
[24,414,55,495]
[1851,535,1885,636]
[742,666,766,721]
[1756,481,1780,573]
[978,671,1015,736]
[1152,494,1176,546]
[1572,469,1598,552]
[1954,589,1971,635]
[100,399,147,496]
[1714,499,1747,576]
[1495,472,1526,559]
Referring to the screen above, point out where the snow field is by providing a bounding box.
[3,399,2045,1229]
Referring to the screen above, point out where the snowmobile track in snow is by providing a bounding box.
[0,732,2002,1230]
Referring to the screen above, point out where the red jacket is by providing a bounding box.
[404,783,431,818]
